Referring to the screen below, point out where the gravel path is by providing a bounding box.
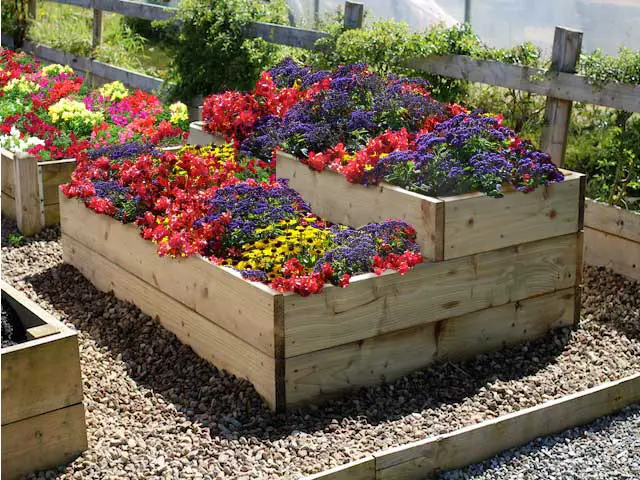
[439,404,640,480]
[1,219,639,479]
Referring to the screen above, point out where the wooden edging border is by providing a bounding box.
[303,372,640,480]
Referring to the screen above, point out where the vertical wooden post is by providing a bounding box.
[464,0,471,23]
[92,9,104,51]
[540,26,583,167]
[344,1,364,29]
[28,0,37,20]
[14,153,41,236]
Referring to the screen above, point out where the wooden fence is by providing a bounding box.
[2,0,640,165]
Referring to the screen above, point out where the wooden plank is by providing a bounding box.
[285,322,438,407]
[1,331,82,425]
[49,0,174,21]
[62,233,279,408]
[1,194,60,226]
[442,170,583,259]
[13,151,41,236]
[59,194,280,356]
[436,287,575,361]
[540,27,582,167]
[1,280,63,330]
[187,122,226,146]
[246,22,328,50]
[304,456,375,480]
[407,55,640,113]
[584,227,640,281]
[344,1,364,29]
[92,9,104,50]
[584,199,640,241]
[26,324,60,340]
[285,289,575,407]
[42,159,76,206]
[1,403,87,480]
[2,149,15,198]
[276,151,444,261]
[375,373,640,479]
[284,233,579,357]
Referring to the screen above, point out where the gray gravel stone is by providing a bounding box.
[2,218,639,479]
[439,404,640,480]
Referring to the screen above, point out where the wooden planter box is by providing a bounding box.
[276,151,585,261]
[60,193,581,411]
[1,281,87,479]
[584,199,640,280]
[188,121,225,146]
[1,149,76,236]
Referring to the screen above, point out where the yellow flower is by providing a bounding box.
[3,78,40,95]
[98,81,129,101]
[169,102,189,124]
[48,98,104,127]
[41,64,73,76]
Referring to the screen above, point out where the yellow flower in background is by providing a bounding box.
[169,102,189,124]
[98,81,130,101]
[48,98,104,126]
[3,78,41,95]
[41,64,74,76]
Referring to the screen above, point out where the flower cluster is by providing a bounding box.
[64,140,424,295]
[0,48,189,159]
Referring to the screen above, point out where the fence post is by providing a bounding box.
[344,1,364,29]
[91,9,104,87]
[540,26,583,167]
[14,153,41,236]
[28,0,37,19]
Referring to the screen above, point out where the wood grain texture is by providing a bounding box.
[584,227,640,281]
[245,22,328,50]
[442,170,583,259]
[187,122,226,146]
[375,373,640,480]
[285,289,574,407]
[60,195,280,356]
[276,151,444,261]
[407,55,640,113]
[62,233,279,408]
[2,149,15,197]
[584,199,640,241]
[41,159,76,206]
[1,403,87,480]
[304,456,375,480]
[2,194,60,225]
[13,151,41,236]
[284,233,579,357]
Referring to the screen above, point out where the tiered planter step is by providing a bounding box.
[1,149,76,235]
[276,151,585,261]
[1,281,87,479]
[584,199,640,281]
[187,121,225,146]
[60,193,582,411]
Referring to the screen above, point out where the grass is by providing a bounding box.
[28,2,173,78]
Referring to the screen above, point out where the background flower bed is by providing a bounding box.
[0,48,189,161]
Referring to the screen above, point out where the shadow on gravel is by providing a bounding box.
[0,217,61,250]
[23,261,574,443]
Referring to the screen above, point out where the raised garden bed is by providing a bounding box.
[188,121,225,146]
[60,192,582,411]
[584,199,640,281]
[1,149,76,236]
[305,372,640,480]
[1,280,86,479]
[276,151,586,261]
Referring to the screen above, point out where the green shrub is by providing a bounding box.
[2,0,29,47]
[165,0,289,100]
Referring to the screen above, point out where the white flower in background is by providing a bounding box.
[0,125,45,153]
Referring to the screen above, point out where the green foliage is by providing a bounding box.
[7,232,24,247]
[580,47,640,86]
[165,0,289,101]
[2,0,29,47]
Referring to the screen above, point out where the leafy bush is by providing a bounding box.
[165,0,289,101]
[2,0,29,47]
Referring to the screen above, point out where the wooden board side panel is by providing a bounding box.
[303,456,376,480]
[1,334,83,425]
[1,151,15,197]
[375,373,640,480]
[276,152,443,261]
[584,199,640,241]
[59,195,278,356]
[1,194,58,225]
[1,403,87,480]
[42,160,76,206]
[187,122,226,146]
[584,227,640,281]
[62,234,279,408]
[442,172,583,259]
[285,289,573,407]
[284,234,578,357]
